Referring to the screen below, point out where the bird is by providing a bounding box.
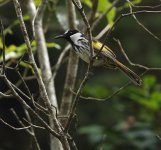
[54,29,142,86]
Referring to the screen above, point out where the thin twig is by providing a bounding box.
[98,9,161,49]
[114,38,161,70]
[72,81,130,101]
[1,74,61,139]
[64,61,92,133]
[23,118,45,129]
[16,70,37,107]
[0,19,5,74]
[127,0,161,9]
[11,108,32,134]
[0,118,31,130]
[127,0,161,42]
[11,108,41,150]
[0,92,13,98]
[72,0,94,58]
[52,44,70,80]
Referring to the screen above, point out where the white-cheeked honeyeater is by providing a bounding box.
[55,29,142,86]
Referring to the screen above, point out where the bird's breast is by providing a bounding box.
[73,44,105,66]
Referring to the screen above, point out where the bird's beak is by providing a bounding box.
[54,34,65,39]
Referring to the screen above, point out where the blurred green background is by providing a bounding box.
[0,0,161,150]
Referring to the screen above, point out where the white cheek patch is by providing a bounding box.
[70,33,82,44]
[64,30,69,34]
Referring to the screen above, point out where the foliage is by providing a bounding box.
[79,75,161,150]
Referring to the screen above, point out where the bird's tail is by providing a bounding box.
[113,59,142,86]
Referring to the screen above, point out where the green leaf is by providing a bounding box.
[133,91,161,111]
[106,7,116,25]
[143,75,156,87]
[132,0,142,5]
[6,45,17,52]
[98,0,116,25]
[34,0,41,6]
[98,0,110,11]
[46,42,61,49]
[83,84,110,99]
[81,0,92,8]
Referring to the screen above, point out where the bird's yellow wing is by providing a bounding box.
[92,40,116,59]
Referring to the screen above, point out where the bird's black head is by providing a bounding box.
[54,29,79,40]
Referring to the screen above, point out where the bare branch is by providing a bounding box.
[13,0,52,110]
[60,0,79,118]
[27,0,58,108]
[0,92,13,98]
[0,118,31,130]
[64,64,92,133]
[11,109,32,134]
[25,0,70,143]
[61,0,94,133]
[1,74,61,139]
[23,118,45,130]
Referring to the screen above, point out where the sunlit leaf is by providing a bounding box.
[98,0,110,11]
[81,0,92,8]
[98,0,116,25]
[107,7,116,25]
[34,0,41,6]
[46,42,61,49]
[7,45,17,52]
